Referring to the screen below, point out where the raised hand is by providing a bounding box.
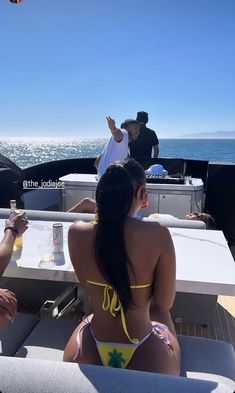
[106,116,123,142]
[5,212,28,236]
[106,116,116,133]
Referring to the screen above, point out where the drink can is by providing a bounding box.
[53,223,63,252]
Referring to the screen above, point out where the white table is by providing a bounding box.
[2,220,235,297]
[3,220,75,283]
[171,227,235,296]
[169,228,235,323]
[59,174,204,218]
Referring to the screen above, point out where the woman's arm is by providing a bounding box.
[68,223,86,283]
[152,226,176,313]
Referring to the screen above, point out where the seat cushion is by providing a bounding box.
[144,216,206,229]
[0,312,39,356]
[178,335,235,389]
[15,317,78,361]
[0,357,232,393]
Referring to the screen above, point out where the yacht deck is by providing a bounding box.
[174,296,235,348]
[18,295,235,349]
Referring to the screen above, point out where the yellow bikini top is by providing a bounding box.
[87,279,152,344]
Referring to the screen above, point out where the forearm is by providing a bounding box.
[0,231,15,276]
[152,290,175,314]
[153,273,176,313]
[111,127,123,142]
[153,145,159,158]
[95,155,101,169]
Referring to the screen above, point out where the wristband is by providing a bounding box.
[4,226,19,236]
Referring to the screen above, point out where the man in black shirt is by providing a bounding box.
[129,111,159,159]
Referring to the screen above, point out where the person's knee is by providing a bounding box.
[81,198,96,213]
[68,198,96,213]
[82,197,95,205]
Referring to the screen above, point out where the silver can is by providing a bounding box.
[53,223,63,252]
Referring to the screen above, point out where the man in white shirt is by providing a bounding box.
[96,117,140,178]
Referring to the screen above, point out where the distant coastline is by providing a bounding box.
[1,135,235,141]
[179,130,235,139]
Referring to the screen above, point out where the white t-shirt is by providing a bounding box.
[97,130,129,178]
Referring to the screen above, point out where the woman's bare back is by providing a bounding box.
[64,217,180,375]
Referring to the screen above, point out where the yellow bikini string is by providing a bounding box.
[87,280,151,345]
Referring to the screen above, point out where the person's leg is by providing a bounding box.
[147,304,181,374]
[68,198,96,214]
[128,319,180,375]
[63,315,102,365]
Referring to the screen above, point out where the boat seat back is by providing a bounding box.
[0,209,206,229]
[0,313,39,357]
[0,356,232,393]
[4,316,234,391]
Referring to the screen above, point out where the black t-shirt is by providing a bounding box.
[129,125,159,158]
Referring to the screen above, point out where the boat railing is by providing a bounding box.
[0,208,206,229]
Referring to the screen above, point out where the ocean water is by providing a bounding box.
[0,138,235,169]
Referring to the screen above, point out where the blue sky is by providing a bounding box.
[0,0,234,138]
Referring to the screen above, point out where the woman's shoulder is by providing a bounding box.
[143,220,170,237]
[129,216,169,235]
[68,220,94,235]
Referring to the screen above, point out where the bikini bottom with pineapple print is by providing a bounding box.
[74,322,172,369]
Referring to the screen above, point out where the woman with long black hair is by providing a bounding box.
[64,158,180,375]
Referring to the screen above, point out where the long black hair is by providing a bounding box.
[94,158,146,311]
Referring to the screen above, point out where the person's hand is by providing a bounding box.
[5,212,29,236]
[0,288,17,328]
[106,116,116,133]
[185,212,201,221]
[106,116,123,142]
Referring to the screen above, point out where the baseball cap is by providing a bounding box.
[136,111,148,123]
